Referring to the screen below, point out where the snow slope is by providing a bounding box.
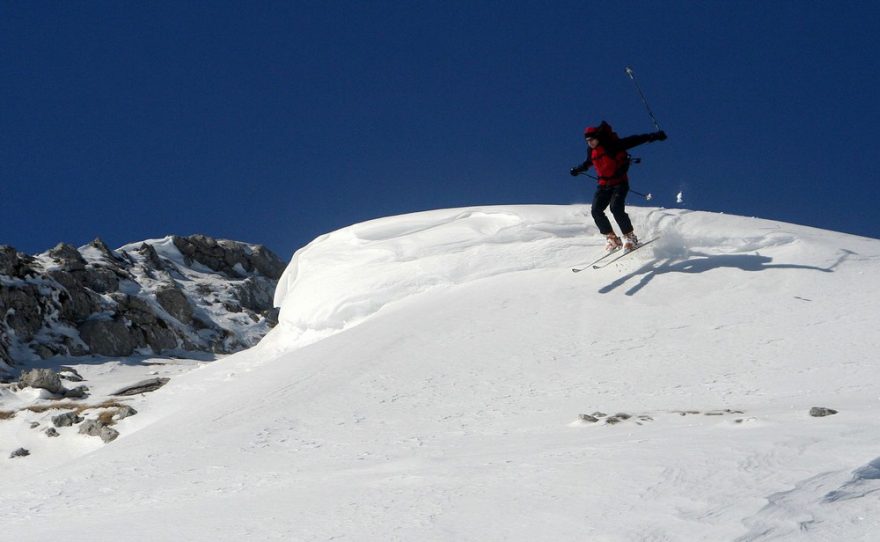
[3,205,880,541]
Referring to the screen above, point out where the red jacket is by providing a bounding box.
[574,130,659,187]
[590,144,631,187]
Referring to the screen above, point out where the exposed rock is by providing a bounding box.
[89,238,123,263]
[52,411,84,427]
[137,242,166,271]
[810,407,838,417]
[1,283,46,341]
[45,427,59,437]
[64,385,89,399]
[579,410,657,426]
[10,447,30,458]
[705,409,744,416]
[264,306,280,326]
[0,245,20,276]
[605,413,631,425]
[78,318,139,357]
[113,405,138,421]
[111,293,157,326]
[140,321,180,352]
[47,243,87,272]
[59,366,84,382]
[78,419,119,443]
[173,235,286,280]
[0,245,35,276]
[48,270,103,322]
[0,235,285,367]
[156,285,193,324]
[81,265,121,294]
[19,368,67,395]
[111,377,170,396]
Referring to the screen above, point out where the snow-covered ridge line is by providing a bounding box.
[265,204,855,353]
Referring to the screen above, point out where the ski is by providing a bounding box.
[591,237,658,269]
[572,247,622,273]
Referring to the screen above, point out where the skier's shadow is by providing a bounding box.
[599,250,850,296]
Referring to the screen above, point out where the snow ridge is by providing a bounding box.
[4,204,880,542]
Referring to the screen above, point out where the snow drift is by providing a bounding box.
[3,205,880,541]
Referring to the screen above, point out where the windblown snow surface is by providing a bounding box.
[3,205,880,541]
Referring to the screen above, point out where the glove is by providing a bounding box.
[654,130,667,141]
[569,167,581,177]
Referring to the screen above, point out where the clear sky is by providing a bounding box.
[2,1,878,260]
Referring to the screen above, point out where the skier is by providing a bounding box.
[569,121,666,251]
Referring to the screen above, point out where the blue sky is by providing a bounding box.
[2,1,878,260]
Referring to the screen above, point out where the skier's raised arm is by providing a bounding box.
[619,130,667,151]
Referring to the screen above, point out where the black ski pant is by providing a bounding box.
[591,183,633,235]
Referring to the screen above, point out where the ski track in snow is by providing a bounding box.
[3,204,880,541]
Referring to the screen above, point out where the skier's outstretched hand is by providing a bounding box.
[653,130,667,141]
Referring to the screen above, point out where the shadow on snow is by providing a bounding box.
[598,250,854,297]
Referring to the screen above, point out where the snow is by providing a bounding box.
[2,204,880,541]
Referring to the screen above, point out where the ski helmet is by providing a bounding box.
[584,121,610,139]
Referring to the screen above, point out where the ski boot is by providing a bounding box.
[605,233,623,252]
[623,231,639,252]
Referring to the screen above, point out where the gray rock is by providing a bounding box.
[59,366,84,382]
[810,407,838,417]
[135,242,165,270]
[111,377,170,396]
[48,270,102,322]
[1,234,284,367]
[140,322,180,352]
[33,344,56,360]
[88,238,123,264]
[47,243,87,272]
[112,293,157,326]
[578,414,599,423]
[10,447,30,458]
[52,411,84,427]
[233,276,277,313]
[1,283,46,341]
[19,368,67,395]
[113,405,138,421]
[64,385,90,399]
[264,306,280,326]
[0,246,35,276]
[82,266,121,294]
[0,245,21,276]
[78,419,119,443]
[45,427,59,437]
[156,285,193,324]
[102,425,120,442]
[605,413,632,425]
[78,318,138,357]
[172,235,285,280]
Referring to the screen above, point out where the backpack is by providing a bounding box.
[588,121,632,185]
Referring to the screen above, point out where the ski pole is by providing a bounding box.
[630,188,653,201]
[578,172,652,201]
[625,66,662,131]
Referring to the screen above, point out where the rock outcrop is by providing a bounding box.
[0,235,285,376]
